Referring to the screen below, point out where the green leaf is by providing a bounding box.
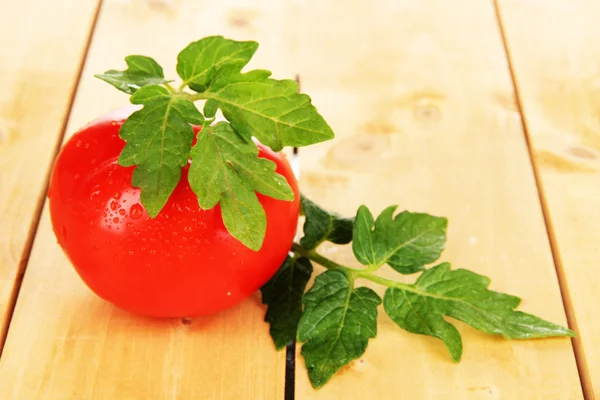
[203,66,335,152]
[204,99,218,118]
[300,196,354,250]
[173,98,205,125]
[95,55,169,94]
[118,92,201,217]
[298,270,381,388]
[261,256,313,350]
[384,263,575,362]
[219,168,266,251]
[130,85,171,104]
[177,35,258,93]
[352,205,447,274]
[188,122,294,250]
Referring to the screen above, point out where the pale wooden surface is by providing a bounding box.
[0,0,595,398]
[0,0,290,398]
[292,0,583,398]
[0,0,100,342]
[497,0,600,397]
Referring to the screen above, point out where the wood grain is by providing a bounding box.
[0,0,100,345]
[291,0,584,398]
[496,0,600,397]
[0,0,294,398]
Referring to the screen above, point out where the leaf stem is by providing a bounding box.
[363,264,383,274]
[290,242,414,291]
[164,82,177,93]
[354,270,413,291]
[186,92,206,102]
[201,117,215,131]
[291,243,359,273]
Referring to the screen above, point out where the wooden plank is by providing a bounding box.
[0,0,100,345]
[0,0,293,398]
[496,0,600,397]
[291,0,584,398]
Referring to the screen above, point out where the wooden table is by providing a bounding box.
[1,0,598,398]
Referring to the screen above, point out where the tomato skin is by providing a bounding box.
[48,107,300,318]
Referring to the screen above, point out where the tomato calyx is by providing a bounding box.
[95,35,335,251]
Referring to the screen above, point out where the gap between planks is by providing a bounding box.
[0,0,105,359]
[283,74,302,400]
[492,1,594,399]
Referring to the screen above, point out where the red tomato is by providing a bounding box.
[48,106,300,318]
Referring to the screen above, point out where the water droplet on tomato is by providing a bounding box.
[119,209,126,216]
[178,254,184,260]
[164,239,170,244]
[110,201,118,211]
[113,217,119,223]
[133,231,140,237]
[150,249,156,255]
[84,143,90,149]
[184,226,192,233]
[108,226,112,230]
[126,223,134,229]
[113,192,121,200]
[172,231,178,237]
[75,140,82,147]
[128,250,134,255]
[130,204,144,219]
[90,188,101,201]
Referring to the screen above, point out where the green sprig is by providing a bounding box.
[262,199,575,388]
